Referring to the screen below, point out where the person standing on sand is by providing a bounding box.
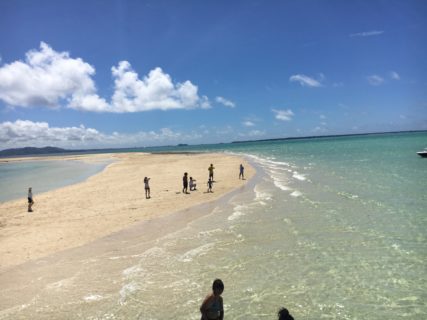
[27,187,34,212]
[144,177,151,199]
[208,164,215,181]
[200,279,224,320]
[207,177,213,193]
[239,163,244,179]
[183,172,189,194]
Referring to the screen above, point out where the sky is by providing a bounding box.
[0,0,426,149]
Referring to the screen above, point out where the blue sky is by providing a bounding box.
[0,0,426,149]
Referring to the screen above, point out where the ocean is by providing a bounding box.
[0,158,112,203]
[0,131,426,319]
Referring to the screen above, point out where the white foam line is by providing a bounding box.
[83,294,104,302]
[290,190,303,197]
[273,180,291,191]
[178,243,215,262]
[119,282,139,305]
[292,172,306,181]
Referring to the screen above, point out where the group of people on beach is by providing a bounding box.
[145,163,239,198]
[201,279,293,320]
[183,163,215,194]
[26,163,246,210]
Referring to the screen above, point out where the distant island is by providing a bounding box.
[0,146,69,157]
[231,130,427,144]
[1,130,425,157]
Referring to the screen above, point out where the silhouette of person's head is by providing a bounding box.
[212,278,224,296]
[278,307,294,320]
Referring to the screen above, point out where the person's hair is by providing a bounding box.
[278,307,294,320]
[212,279,224,291]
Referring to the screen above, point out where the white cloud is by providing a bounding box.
[243,121,255,127]
[0,42,105,109]
[0,42,210,112]
[320,114,326,119]
[0,119,201,149]
[390,71,400,80]
[0,119,105,146]
[215,96,235,108]
[272,109,294,121]
[289,74,322,87]
[367,75,384,86]
[350,30,384,37]
[110,62,210,112]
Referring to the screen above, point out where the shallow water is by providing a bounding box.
[0,159,112,202]
[0,132,426,319]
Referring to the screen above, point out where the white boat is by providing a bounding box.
[417,150,427,158]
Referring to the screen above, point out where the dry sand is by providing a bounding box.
[0,152,254,271]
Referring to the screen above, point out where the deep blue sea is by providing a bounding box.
[0,132,426,319]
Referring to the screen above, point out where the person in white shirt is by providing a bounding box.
[189,177,197,191]
[144,177,151,199]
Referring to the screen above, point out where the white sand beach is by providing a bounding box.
[0,152,254,271]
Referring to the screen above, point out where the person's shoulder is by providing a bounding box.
[202,293,214,304]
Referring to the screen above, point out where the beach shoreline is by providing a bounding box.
[0,152,255,271]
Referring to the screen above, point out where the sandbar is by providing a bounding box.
[0,152,254,271]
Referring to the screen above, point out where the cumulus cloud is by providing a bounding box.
[0,42,210,112]
[289,74,322,87]
[0,42,106,109]
[350,30,384,37]
[0,119,104,146]
[272,109,294,121]
[215,96,235,108]
[110,62,210,112]
[367,74,384,86]
[0,119,200,149]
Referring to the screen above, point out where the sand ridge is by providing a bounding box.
[0,152,254,271]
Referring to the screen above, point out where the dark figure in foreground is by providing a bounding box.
[200,279,224,320]
[278,307,294,320]
[207,178,213,193]
[27,187,34,212]
[183,172,189,194]
[144,177,151,199]
[239,163,244,179]
[208,164,215,181]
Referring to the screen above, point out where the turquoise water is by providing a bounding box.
[0,132,426,319]
[0,159,112,202]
